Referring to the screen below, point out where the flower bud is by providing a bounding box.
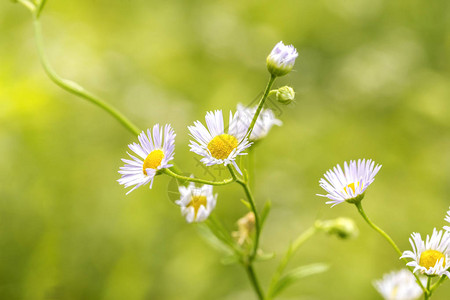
[316,217,359,240]
[275,86,295,105]
[266,41,298,77]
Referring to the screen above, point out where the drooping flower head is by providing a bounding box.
[444,207,450,232]
[118,124,175,194]
[188,110,252,174]
[236,103,282,141]
[373,269,424,300]
[401,228,450,278]
[175,182,217,223]
[266,41,298,77]
[317,159,382,207]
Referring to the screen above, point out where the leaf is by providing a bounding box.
[255,250,275,262]
[240,199,252,210]
[260,200,272,229]
[270,263,329,297]
[220,254,240,265]
[196,224,234,256]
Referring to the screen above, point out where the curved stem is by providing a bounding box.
[32,17,141,136]
[245,264,264,300]
[245,75,276,139]
[163,168,235,186]
[354,202,427,293]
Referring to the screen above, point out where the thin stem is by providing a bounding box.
[228,165,261,260]
[354,202,427,293]
[245,264,264,300]
[430,275,447,294]
[163,168,235,186]
[227,165,264,299]
[32,17,141,136]
[36,0,47,17]
[424,277,432,300]
[245,75,276,139]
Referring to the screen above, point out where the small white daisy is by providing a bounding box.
[175,182,217,223]
[118,124,175,194]
[373,269,424,300]
[401,228,450,278]
[444,207,450,232]
[317,159,382,207]
[236,103,282,141]
[266,41,298,77]
[188,110,252,174]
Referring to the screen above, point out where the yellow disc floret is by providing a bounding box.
[143,149,164,175]
[419,250,446,269]
[346,182,357,194]
[188,195,207,218]
[207,134,238,160]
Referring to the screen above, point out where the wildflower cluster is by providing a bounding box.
[318,160,450,299]
[16,1,449,296]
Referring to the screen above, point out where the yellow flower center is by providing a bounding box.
[142,149,164,175]
[207,134,238,160]
[344,182,361,195]
[419,250,446,269]
[188,195,207,218]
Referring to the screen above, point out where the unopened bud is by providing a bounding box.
[316,217,358,239]
[266,41,298,77]
[275,86,295,104]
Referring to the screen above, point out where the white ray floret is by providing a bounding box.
[236,103,282,141]
[401,228,450,278]
[317,159,382,207]
[175,182,217,223]
[373,269,424,300]
[188,110,252,174]
[118,124,175,194]
[444,207,450,232]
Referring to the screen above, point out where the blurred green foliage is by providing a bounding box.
[1,0,450,299]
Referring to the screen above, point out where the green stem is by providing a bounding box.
[227,165,264,299]
[245,264,264,300]
[228,165,261,260]
[245,75,276,139]
[429,275,447,295]
[424,277,432,300]
[354,202,427,293]
[163,168,235,186]
[267,227,317,299]
[32,17,141,136]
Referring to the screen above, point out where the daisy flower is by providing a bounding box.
[188,110,252,174]
[236,103,282,141]
[317,159,382,207]
[373,269,424,300]
[444,207,450,232]
[118,124,175,194]
[401,228,450,278]
[266,41,298,77]
[175,182,217,223]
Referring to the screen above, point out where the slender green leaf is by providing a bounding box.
[271,263,329,297]
[260,200,272,228]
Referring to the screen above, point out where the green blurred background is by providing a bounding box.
[1,0,450,299]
